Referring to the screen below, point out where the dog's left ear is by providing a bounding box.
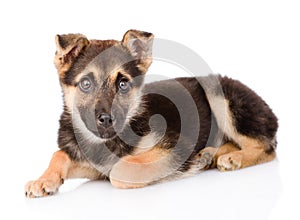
[122,30,154,74]
[54,34,89,74]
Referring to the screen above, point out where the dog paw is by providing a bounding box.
[196,147,217,169]
[25,177,64,198]
[217,153,242,171]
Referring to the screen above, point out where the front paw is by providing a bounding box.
[25,177,64,198]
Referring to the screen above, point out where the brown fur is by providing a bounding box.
[110,147,172,189]
[199,139,276,171]
[25,150,70,198]
[199,143,240,168]
[54,34,89,77]
[25,30,278,198]
[25,150,104,198]
[122,30,154,73]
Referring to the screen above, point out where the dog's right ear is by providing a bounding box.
[122,30,154,74]
[54,34,89,73]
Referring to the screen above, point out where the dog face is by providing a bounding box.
[54,30,154,140]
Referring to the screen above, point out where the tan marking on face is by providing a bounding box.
[62,85,77,112]
[74,65,99,84]
[107,70,120,84]
[109,147,173,189]
[106,68,133,86]
[61,83,104,143]
[73,64,133,92]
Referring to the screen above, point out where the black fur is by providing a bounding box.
[58,74,278,170]
[25,31,280,198]
[220,76,278,151]
[59,77,215,171]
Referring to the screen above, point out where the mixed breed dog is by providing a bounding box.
[25,30,278,198]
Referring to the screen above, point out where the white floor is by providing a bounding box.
[1,159,294,220]
[1,1,300,219]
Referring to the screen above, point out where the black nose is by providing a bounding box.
[98,113,114,128]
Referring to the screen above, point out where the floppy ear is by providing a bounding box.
[54,33,89,70]
[122,30,154,73]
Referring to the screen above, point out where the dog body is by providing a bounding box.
[25,30,278,197]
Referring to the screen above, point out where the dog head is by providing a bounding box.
[54,30,154,140]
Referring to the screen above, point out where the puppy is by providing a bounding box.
[25,30,278,198]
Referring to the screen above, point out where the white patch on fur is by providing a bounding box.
[62,84,105,144]
[72,109,105,145]
[208,97,237,139]
[208,96,263,149]
[125,87,144,124]
[62,86,76,114]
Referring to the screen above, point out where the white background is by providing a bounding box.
[0,0,299,219]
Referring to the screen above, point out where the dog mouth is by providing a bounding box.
[91,128,117,139]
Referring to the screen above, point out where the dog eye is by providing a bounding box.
[118,78,131,93]
[79,77,93,92]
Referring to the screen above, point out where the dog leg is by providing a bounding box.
[217,138,276,171]
[25,150,103,198]
[25,150,71,198]
[109,147,173,189]
[198,143,240,169]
